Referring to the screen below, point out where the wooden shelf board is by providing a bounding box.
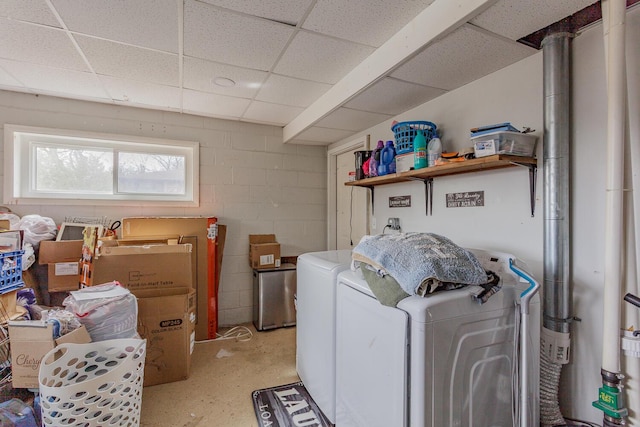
[345,154,536,187]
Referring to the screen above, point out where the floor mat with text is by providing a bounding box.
[251,382,333,427]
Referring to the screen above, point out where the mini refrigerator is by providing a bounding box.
[253,263,297,331]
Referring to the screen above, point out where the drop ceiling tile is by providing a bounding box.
[99,76,181,109]
[182,89,251,119]
[183,57,267,98]
[75,35,178,86]
[243,101,304,126]
[0,0,60,27]
[274,31,375,84]
[295,126,356,143]
[302,0,435,47]
[51,0,178,53]
[345,77,447,115]
[256,75,331,108]
[391,25,536,90]
[0,59,107,99]
[0,18,87,71]
[0,64,23,87]
[184,0,294,71]
[199,0,313,26]
[315,107,392,132]
[470,0,597,40]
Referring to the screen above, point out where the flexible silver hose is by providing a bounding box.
[539,348,565,426]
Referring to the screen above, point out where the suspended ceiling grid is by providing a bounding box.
[0,0,599,145]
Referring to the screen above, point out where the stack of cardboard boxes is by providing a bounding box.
[8,216,225,390]
[10,240,196,388]
[91,241,196,387]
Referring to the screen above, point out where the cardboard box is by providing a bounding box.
[92,243,193,290]
[133,287,196,387]
[121,217,222,340]
[8,323,91,388]
[39,240,83,292]
[249,234,281,269]
[0,289,18,322]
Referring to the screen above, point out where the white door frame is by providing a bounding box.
[327,134,370,250]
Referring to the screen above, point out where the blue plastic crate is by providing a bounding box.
[392,121,438,154]
[0,250,25,294]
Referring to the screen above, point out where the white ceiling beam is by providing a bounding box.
[283,0,498,143]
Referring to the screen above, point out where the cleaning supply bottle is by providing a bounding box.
[387,140,396,174]
[369,140,384,177]
[378,140,396,176]
[413,130,427,169]
[427,136,442,167]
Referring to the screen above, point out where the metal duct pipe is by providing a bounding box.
[540,32,573,427]
[542,33,572,335]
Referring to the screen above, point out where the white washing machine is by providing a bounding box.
[296,250,353,424]
[335,250,540,427]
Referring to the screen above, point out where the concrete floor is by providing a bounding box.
[140,324,298,427]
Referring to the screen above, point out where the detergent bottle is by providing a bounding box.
[378,140,396,176]
[427,136,442,167]
[369,140,384,177]
[413,130,427,169]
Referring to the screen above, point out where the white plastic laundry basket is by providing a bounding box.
[38,338,146,427]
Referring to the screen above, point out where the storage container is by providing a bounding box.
[39,338,146,427]
[0,251,24,294]
[472,131,537,158]
[392,121,437,155]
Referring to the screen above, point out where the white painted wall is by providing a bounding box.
[331,51,544,266]
[329,7,640,423]
[0,90,328,326]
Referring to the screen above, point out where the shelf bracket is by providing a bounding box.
[407,177,433,216]
[511,161,537,217]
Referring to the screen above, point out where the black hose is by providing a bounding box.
[623,293,640,308]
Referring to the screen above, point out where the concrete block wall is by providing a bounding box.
[0,90,328,326]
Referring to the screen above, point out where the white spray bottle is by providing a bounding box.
[427,136,442,167]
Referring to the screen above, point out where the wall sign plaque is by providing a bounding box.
[389,195,411,208]
[446,191,484,208]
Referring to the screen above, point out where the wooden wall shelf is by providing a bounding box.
[345,154,538,216]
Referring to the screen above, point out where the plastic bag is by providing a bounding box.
[42,308,82,338]
[17,215,57,250]
[63,281,139,342]
[0,398,38,427]
[21,242,35,270]
[0,213,21,230]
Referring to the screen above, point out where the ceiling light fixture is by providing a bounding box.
[213,77,236,87]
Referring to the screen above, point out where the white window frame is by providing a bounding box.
[4,124,199,207]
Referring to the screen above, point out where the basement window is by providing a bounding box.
[4,125,199,206]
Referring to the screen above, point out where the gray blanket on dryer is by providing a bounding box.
[352,232,488,296]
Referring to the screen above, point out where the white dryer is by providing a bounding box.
[335,250,540,427]
[296,250,353,424]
